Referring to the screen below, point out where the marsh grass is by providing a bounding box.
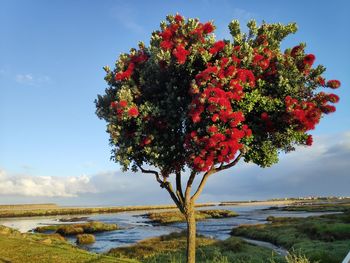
[108,231,285,263]
[76,234,96,244]
[35,221,118,235]
[146,209,238,224]
[231,212,350,263]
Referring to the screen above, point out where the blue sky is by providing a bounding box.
[0,0,349,205]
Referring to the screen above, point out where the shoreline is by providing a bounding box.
[0,203,216,218]
[2,198,346,218]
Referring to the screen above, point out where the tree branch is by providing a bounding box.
[175,171,185,205]
[137,164,163,185]
[191,152,244,202]
[184,170,196,206]
[216,151,244,172]
[137,164,184,213]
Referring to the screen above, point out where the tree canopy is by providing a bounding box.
[96,14,341,178]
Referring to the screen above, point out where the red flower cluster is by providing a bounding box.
[209,40,225,54]
[314,92,339,114]
[303,54,315,66]
[291,45,303,57]
[115,62,135,81]
[252,47,273,71]
[172,45,190,64]
[110,100,139,119]
[128,106,139,117]
[326,80,341,89]
[285,96,322,131]
[186,56,256,171]
[158,15,215,65]
[306,135,313,146]
[115,51,149,81]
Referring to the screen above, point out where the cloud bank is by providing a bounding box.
[1,132,349,205]
[0,170,95,197]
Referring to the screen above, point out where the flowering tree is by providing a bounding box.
[96,14,341,263]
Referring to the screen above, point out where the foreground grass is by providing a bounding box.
[35,221,118,235]
[146,209,238,224]
[108,231,285,263]
[231,212,350,263]
[0,225,137,263]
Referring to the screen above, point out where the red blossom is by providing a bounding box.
[119,100,128,108]
[306,135,313,146]
[174,14,183,23]
[326,80,341,89]
[303,54,315,66]
[202,22,214,34]
[173,45,190,64]
[291,45,303,57]
[128,106,139,117]
[209,40,225,54]
[317,77,326,86]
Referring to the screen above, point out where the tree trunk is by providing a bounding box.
[185,204,196,263]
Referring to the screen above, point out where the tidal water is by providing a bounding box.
[0,205,336,254]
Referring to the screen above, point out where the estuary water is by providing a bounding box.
[0,205,336,254]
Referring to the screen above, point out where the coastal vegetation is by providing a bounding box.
[145,209,238,224]
[0,225,136,263]
[108,231,285,263]
[0,203,213,218]
[35,221,118,235]
[231,212,350,263]
[76,234,96,245]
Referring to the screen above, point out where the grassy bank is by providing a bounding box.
[0,225,137,263]
[231,212,350,263]
[108,231,285,263]
[146,209,238,224]
[0,203,215,218]
[282,201,350,212]
[35,221,118,235]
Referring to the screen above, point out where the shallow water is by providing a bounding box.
[0,205,338,254]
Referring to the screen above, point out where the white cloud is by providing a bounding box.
[15,73,50,86]
[0,170,95,197]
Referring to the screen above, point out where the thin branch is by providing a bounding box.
[137,164,163,185]
[185,171,196,204]
[175,171,185,205]
[191,152,244,202]
[216,151,244,172]
[137,164,184,213]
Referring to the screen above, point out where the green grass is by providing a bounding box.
[35,221,118,235]
[0,225,138,263]
[231,212,350,263]
[146,209,238,224]
[282,201,350,212]
[108,231,286,263]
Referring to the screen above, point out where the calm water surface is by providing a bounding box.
[0,205,337,253]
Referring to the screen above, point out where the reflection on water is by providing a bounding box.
[0,205,338,253]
